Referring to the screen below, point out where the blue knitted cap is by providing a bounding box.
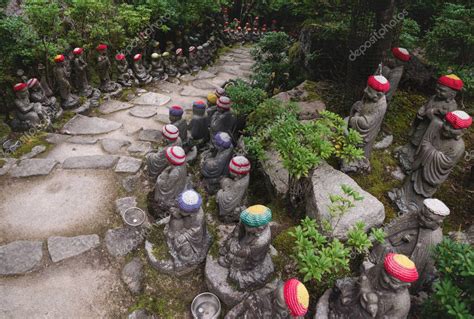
[214,132,232,148]
[177,190,202,213]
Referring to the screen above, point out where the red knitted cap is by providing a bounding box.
[384,253,419,283]
[283,279,309,317]
[367,75,390,93]
[438,74,463,91]
[445,111,472,129]
[391,47,410,62]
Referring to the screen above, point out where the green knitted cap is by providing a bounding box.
[240,205,272,227]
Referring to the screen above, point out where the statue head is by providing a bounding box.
[215,87,226,98]
[436,75,463,100]
[364,75,390,102]
[381,253,418,292]
[229,156,250,178]
[418,198,450,230]
[162,124,180,144]
[442,110,472,140]
[115,53,127,65]
[96,43,108,56]
[133,53,143,65]
[72,47,84,59]
[189,46,197,56]
[169,105,184,122]
[176,48,183,56]
[240,205,272,236]
[214,132,232,151]
[217,96,231,113]
[54,54,65,66]
[192,100,207,116]
[275,279,309,318]
[13,82,28,99]
[177,189,202,216]
[165,146,186,166]
[26,78,40,92]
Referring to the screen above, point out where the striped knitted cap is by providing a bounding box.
[27,78,39,88]
[96,43,107,51]
[283,279,309,317]
[54,54,65,63]
[214,132,232,148]
[193,100,207,109]
[240,205,272,227]
[162,124,180,141]
[215,87,226,97]
[13,83,27,92]
[391,47,410,62]
[177,189,202,213]
[115,53,126,61]
[445,111,472,129]
[438,74,463,91]
[151,53,160,59]
[367,75,390,93]
[165,146,186,166]
[73,47,84,55]
[176,48,183,55]
[384,253,419,283]
[217,96,231,110]
[169,105,184,116]
[133,54,142,61]
[229,156,250,175]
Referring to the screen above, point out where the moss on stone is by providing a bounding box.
[147,225,171,260]
[10,132,51,159]
[0,119,11,141]
[52,111,75,131]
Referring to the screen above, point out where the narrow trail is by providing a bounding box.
[0,45,254,318]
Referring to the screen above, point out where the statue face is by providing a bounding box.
[435,84,456,100]
[169,114,181,123]
[363,86,382,102]
[244,224,266,235]
[380,270,409,292]
[418,206,445,229]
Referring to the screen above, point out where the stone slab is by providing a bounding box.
[47,235,100,263]
[105,227,145,257]
[195,70,217,80]
[129,107,157,118]
[180,86,209,97]
[131,92,171,106]
[9,159,58,178]
[101,138,131,154]
[68,136,99,145]
[19,145,47,160]
[192,80,219,90]
[138,129,162,143]
[128,142,152,155]
[115,197,137,217]
[99,100,134,114]
[45,133,70,144]
[115,157,142,174]
[121,257,144,295]
[0,240,43,275]
[61,115,122,135]
[62,155,118,169]
[261,150,289,196]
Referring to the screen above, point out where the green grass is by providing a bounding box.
[10,131,51,159]
[52,111,75,131]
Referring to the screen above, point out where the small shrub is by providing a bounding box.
[226,80,267,116]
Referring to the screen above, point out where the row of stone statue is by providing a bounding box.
[343,47,472,215]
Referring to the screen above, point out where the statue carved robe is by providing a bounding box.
[382,65,403,103]
[201,146,233,194]
[217,174,249,222]
[210,110,236,140]
[133,60,152,84]
[53,63,79,109]
[154,164,187,209]
[146,138,182,179]
[189,112,209,146]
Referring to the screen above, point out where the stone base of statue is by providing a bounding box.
[138,76,153,86]
[394,144,416,174]
[313,288,332,319]
[85,87,101,108]
[100,81,122,95]
[340,157,371,174]
[204,253,274,307]
[151,73,168,82]
[61,93,81,110]
[204,177,221,195]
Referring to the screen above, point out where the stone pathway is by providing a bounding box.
[0,45,254,318]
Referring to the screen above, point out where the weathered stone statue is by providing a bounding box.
[53,54,80,109]
[27,78,61,120]
[202,42,211,64]
[153,146,188,218]
[148,189,212,275]
[188,46,201,73]
[218,205,275,289]
[252,28,261,42]
[169,105,188,142]
[389,111,470,214]
[132,53,152,85]
[146,124,183,179]
[317,253,418,319]
[115,54,137,87]
[96,44,121,93]
[225,278,309,319]
[189,100,210,148]
[165,41,175,55]
[210,96,236,140]
[151,40,161,55]
[71,47,92,97]
[217,156,251,222]
[175,48,190,75]
[12,82,49,130]
[201,132,234,194]
[381,48,410,103]
[369,198,450,293]
[207,88,225,119]
[341,75,389,173]
[37,63,53,97]
[197,46,206,67]
[162,52,178,78]
[396,75,462,172]
[149,53,166,81]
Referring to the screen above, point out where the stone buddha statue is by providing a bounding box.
[202,42,211,64]
[146,124,183,180]
[389,111,470,214]
[369,198,450,293]
[381,48,410,103]
[396,75,461,173]
[210,96,236,139]
[218,205,275,290]
[151,40,161,55]
[132,53,152,84]
[153,189,212,275]
[225,278,309,319]
[341,75,389,173]
[197,46,206,67]
[175,48,190,75]
[169,105,188,142]
[37,63,53,97]
[188,46,201,73]
[53,54,80,109]
[12,82,49,130]
[153,146,188,218]
[26,78,61,120]
[150,53,166,80]
[201,132,234,194]
[115,54,137,87]
[162,52,178,78]
[189,100,210,148]
[217,156,250,222]
[96,43,121,93]
[320,253,418,319]
[71,47,93,97]
[165,41,175,55]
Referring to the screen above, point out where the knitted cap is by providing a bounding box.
[215,87,226,97]
[151,53,160,59]
[162,124,180,141]
[176,48,183,55]
[207,93,218,105]
[133,54,142,61]
[26,78,39,88]
[189,46,196,53]
[214,132,232,148]
[169,105,184,117]
[162,52,170,57]
[240,205,272,227]
[367,75,390,93]
[229,156,250,175]
[283,279,309,317]
[54,54,65,63]
[73,47,84,55]
[217,96,231,110]
[384,253,419,283]
[165,146,186,166]
[423,198,450,216]
[445,110,472,129]
[391,47,410,62]
[115,54,126,61]
[193,100,207,109]
[13,83,28,92]
[197,46,203,50]
[177,189,202,213]
[438,74,463,91]
[96,43,108,51]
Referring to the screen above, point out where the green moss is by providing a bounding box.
[288,42,302,61]
[302,80,323,102]
[119,87,136,102]
[0,159,5,168]
[0,119,11,141]
[52,111,75,131]
[10,132,51,159]
[147,225,171,260]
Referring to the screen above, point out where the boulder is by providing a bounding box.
[305,162,385,240]
[121,257,144,295]
[261,150,289,197]
[105,227,145,257]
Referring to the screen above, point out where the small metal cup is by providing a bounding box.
[191,292,221,319]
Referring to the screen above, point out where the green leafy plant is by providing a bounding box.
[323,184,364,233]
[225,80,267,116]
[399,18,420,49]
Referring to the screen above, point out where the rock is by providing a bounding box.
[99,100,133,114]
[121,257,144,295]
[47,235,100,263]
[314,289,332,319]
[128,142,152,155]
[10,159,58,178]
[138,129,162,143]
[105,227,145,257]
[305,162,385,240]
[101,138,131,154]
[391,166,406,181]
[116,196,137,216]
[68,136,99,145]
[115,156,142,174]
[128,309,157,319]
[195,70,216,80]
[180,86,208,97]
[239,63,253,71]
[122,174,140,193]
[0,240,43,275]
[131,92,171,106]
[45,133,70,144]
[192,80,218,90]
[62,155,118,169]
[61,115,122,135]
[261,150,289,196]
[0,158,16,176]
[374,135,394,150]
[129,107,157,118]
